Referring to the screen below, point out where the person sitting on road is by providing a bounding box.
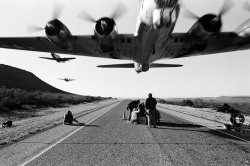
[130,107,140,124]
[127,100,140,121]
[64,111,78,125]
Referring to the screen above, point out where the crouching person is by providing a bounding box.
[64,111,78,125]
[130,108,140,124]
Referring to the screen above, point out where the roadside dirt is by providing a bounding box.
[158,104,250,125]
[0,100,117,146]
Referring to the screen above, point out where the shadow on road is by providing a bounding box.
[157,121,203,128]
[66,123,86,126]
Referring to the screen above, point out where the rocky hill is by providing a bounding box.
[0,64,67,93]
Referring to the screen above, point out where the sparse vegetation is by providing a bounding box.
[0,86,107,113]
[157,97,250,116]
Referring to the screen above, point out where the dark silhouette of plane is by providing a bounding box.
[58,78,75,82]
[40,53,75,63]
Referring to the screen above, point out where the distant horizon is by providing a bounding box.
[1,63,250,99]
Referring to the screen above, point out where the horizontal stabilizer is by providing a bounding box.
[39,57,75,61]
[97,63,134,68]
[97,63,183,68]
[149,63,183,68]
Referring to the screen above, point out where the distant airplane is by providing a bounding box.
[39,53,75,63]
[58,78,75,82]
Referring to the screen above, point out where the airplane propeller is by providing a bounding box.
[110,1,128,20]
[78,10,96,23]
[183,0,234,21]
[217,0,234,18]
[26,2,64,33]
[78,1,128,23]
[182,8,199,20]
[52,2,64,20]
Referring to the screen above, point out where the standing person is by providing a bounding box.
[127,100,140,121]
[145,93,157,128]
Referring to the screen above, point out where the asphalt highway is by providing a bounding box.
[3,100,250,166]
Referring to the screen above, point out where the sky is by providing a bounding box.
[0,0,249,98]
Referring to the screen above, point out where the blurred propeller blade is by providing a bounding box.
[182,8,200,20]
[78,10,96,23]
[243,1,250,12]
[110,1,128,20]
[218,0,234,17]
[52,2,64,19]
[26,25,44,33]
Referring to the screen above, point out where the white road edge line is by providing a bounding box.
[160,108,250,143]
[20,106,113,166]
[181,116,249,143]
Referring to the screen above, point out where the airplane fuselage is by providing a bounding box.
[133,0,180,72]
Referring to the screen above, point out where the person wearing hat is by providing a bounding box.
[145,93,157,128]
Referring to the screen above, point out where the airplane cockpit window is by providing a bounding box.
[155,0,178,8]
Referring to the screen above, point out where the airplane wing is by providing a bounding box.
[61,57,76,60]
[39,57,55,60]
[0,34,134,60]
[161,32,250,59]
[1,32,250,62]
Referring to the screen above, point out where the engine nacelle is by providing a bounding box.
[45,19,74,51]
[93,17,118,52]
[188,14,222,43]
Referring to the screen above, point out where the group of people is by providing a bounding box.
[127,93,159,128]
[63,93,159,128]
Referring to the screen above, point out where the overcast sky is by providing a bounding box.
[0,0,249,98]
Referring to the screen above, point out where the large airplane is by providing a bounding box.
[0,0,250,73]
[39,53,75,63]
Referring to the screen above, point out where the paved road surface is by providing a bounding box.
[2,100,250,166]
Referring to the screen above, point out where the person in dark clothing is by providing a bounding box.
[137,102,146,117]
[64,111,78,125]
[127,100,140,121]
[145,93,157,128]
[230,113,245,129]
